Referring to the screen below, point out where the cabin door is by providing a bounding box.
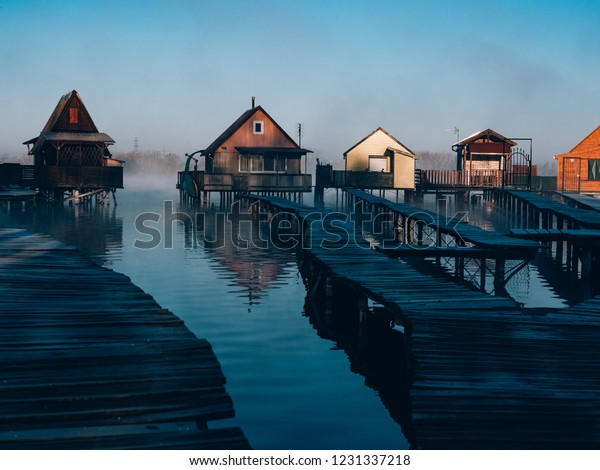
[562,157,581,193]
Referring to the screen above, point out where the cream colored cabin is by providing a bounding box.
[344,127,417,189]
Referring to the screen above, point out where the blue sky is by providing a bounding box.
[0,0,598,165]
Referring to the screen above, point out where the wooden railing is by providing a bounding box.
[177,171,312,193]
[35,166,123,189]
[1,164,122,189]
[418,169,503,188]
[332,171,393,189]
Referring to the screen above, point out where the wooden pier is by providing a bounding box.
[487,188,600,229]
[553,191,600,212]
[0,228,249,449]
[342,188,539,294]
[486,188,600,280]
[247,194,600,449]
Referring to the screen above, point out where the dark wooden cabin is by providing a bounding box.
[555,124,600,193]
[178,101,312,200]
[23,90,122,201]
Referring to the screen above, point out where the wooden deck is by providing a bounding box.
[502,189,600,228]
[0,228,249,450]
[345,188,539,254]
[0,186,36,201]
[510,228,600,244]
[554,192,600,212]
[249,194,600,449]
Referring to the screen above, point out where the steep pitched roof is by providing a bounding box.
[455,128,517,147]
[555,125,600,158]
[42,90,99,133]
[201,105,300,156]
[343,127,417,158]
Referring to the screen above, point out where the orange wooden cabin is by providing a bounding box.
[555,125,600,193]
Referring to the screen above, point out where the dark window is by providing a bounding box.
[276,157,286,172]
[588,159,600,180]
[264,155,275,172]
[253,121,264,134]
[251,155,262,172]
[69,107,78,124]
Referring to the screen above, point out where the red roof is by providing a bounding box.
[555,125,600,159]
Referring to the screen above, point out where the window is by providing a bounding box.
[253,120,264,135]
[368,155,389,172]
[69,107,78,124]
[246,154,286,173]
[239,154,249,172]
[588,159,600,180]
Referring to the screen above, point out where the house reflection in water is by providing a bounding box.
[180,201,297,310]
[0,201,123,263]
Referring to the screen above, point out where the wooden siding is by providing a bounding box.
[393,152,415,189]
[346,129,411,171]
[219,109,297,152]
[177,171,311,193]
[556,155,600,193]
[48,93,97,133]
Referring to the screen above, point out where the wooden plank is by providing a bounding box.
[0,228,249,450]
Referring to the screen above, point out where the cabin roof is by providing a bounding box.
[387,146,418,159]
[455,129,517,147]
[201,105,300,156]
[42,90,99,133]
[235,146,312,155]
[343,127,417,158]
[23,131,115,155]
[555,125,600,159]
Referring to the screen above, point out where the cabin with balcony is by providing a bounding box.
[178,100,312,202]
[342,127,418,189]
[23,90,122,201]
[555,125,600,193]
[418,129,526,192]
[452,128,515,181]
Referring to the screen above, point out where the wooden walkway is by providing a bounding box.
[0,228,249,450]
[344,188,539,254]
[501,189,600,229]
[0,186,36,201]
[249,195,600,449]
[554,192,600,212]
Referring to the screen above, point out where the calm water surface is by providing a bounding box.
[3,185,594,449]
[2,185,408,449]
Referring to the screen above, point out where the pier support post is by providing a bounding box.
[494,257,508,296]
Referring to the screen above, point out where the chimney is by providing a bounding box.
[251,96,255,109]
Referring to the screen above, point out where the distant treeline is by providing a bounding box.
[112,151,183,176]
[415,151,455,170]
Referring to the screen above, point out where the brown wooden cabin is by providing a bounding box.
[555,125,600,193]
[178,101,312,197]
[23,90,122,198]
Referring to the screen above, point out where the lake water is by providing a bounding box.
[1,182,596,449]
